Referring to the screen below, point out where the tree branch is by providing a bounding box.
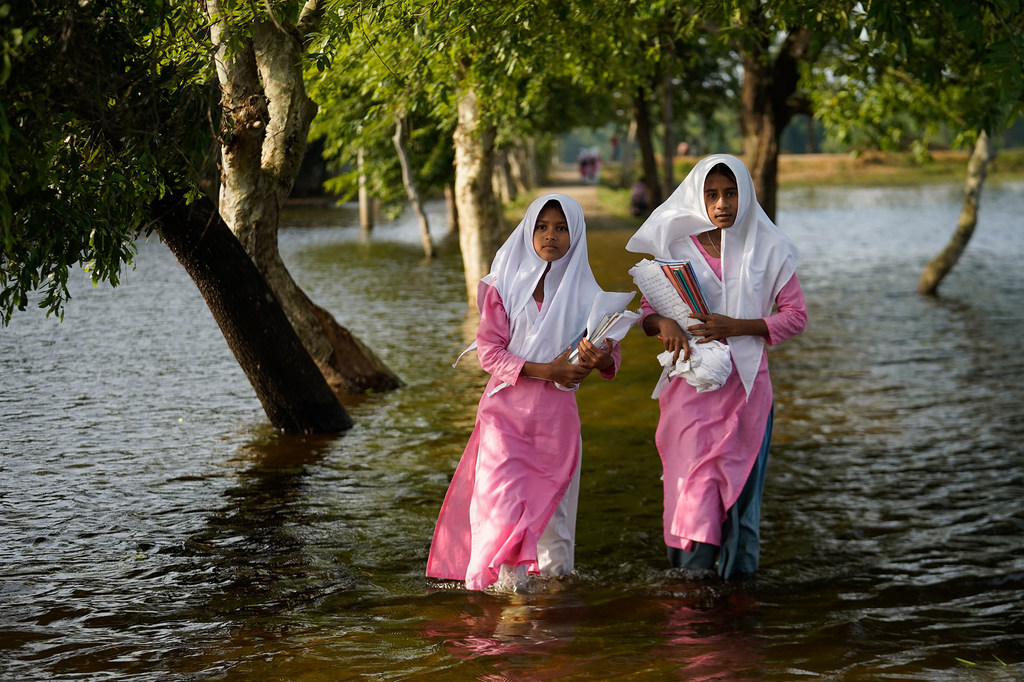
[296,0,324,42]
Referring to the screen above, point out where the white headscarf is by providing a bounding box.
[625,154,800,397]
[484,193,604,364]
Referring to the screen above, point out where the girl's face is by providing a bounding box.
[703,172,738,228]
[533,204,571,262]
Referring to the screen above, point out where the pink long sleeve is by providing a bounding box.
[475,283,527,387]
[764,273,807,347]
[476,282,621,384]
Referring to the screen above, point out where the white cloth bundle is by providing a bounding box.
[657,341,732,393]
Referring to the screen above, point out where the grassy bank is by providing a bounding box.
[773,148,1024,186]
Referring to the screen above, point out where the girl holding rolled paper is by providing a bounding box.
[427,193,628,591]
[626,154,807,580]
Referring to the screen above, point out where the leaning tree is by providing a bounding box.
[201,0,402,393]
[2,0,351,432]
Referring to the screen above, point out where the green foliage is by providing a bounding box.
[6,0,1022,329]
[307,1,458,207]
[1,0,212,324]
[309,0,653,204]
[812,0,1024,155]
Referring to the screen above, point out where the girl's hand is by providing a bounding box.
[576,337,614,371]
[656,318,689,363]
[547,347,591,387]
[688,313,730,343]
[688,313,768,343]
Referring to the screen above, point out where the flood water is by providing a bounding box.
[2,181,1023,680]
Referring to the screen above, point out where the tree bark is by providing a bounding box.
[155,193,352,433]
[206,1,402,394]
[393,112,435,259]
[634,86,662,207]
[919,131,993,296]
[739,22,811,221]
[453,80,503,309]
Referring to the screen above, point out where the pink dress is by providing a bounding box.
[641,238,806,551]
[427,282,620,590]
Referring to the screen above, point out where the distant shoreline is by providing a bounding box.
[772,149,1024,187]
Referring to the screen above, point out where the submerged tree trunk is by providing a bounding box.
[444,183,459,238]
[393,112,435,259]
[155,193,352,433]
[453,80,503,309]
[739,20,811,221]
[358,142,374,234]
[919,131,994,296]
[206,1,402,394]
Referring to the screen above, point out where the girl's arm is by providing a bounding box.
[687,273,807,344]
[475,284,528,386]
[763,273,808,346]
[476,284,590,387]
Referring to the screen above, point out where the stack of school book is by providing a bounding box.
[628,258,710,325]
[566,291,640,366]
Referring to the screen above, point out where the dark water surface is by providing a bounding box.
[2,184,1023,680]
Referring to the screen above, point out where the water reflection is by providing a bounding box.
[422,591,580,660]
[653,592,766,681]
[190,431,350,620]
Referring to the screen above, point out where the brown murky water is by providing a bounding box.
[2,183,1023,680]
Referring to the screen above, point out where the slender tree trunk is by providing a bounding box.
[634,87,662,206]
[358,142,374,234]
[919,131,994,296]
[805,115,817,153]
[506,140,531,195]
[393,112,435,259]
[741,54,781,219]
[155,193,352,433]
[662,68,675,192]
[492,148,515,204]
[206,2,402,394]
[444,183,459,238]
[620,118,637,189]
[739,21,810,221]
[454,80,503,309]
[524,137,539,189]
